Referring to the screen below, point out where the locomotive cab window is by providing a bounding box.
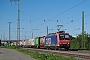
[59,34,69,40]
[60,35,64,40]
[65,35,69,40]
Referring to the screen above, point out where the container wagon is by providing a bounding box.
[29,38,35,48]
[24,39,29,48]
[40,36,45,48]
[34,36,45,48]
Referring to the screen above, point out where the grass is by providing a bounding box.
[3,46,83,60]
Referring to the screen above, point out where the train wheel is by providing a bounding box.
[46,47,50,50]
[54,46,58,50]
[36,46,38,48]
[65,47,69,50]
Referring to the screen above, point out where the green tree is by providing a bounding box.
[70,39,80,49]
[69,35,76,40]
[70,33,90,50]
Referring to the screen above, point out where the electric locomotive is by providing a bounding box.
[44,31,70,50]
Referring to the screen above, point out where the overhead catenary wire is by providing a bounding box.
[51,0,87,20]
[7,0,90,39]
[19,0,68,30]
[20,0,87,31]
[20,0,68,21]
[7,0,89,36]
[43,3,90,24]
[33,0,87,29]
[20,11,42,20]
[41,0,68,18]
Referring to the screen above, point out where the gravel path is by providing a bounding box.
[0,48,35,60]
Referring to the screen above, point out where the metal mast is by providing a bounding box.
[10,0,20,45]
[1,35,2,40]
[47,26,48,35]
[82,11,84,49]
[17,0,20,45]
[32,33,33,38]
[8,22,12,45]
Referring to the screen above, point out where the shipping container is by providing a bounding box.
[22,40,25,45]
[20,41,23,45]
[24,39,29,48]
[29,38,35,47]
[11,42,17,46]
[40,36,45,47]
[34,37,40,48]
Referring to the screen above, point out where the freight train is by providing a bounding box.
[20,31,70,50]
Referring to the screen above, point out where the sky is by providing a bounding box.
[0,0,90,40]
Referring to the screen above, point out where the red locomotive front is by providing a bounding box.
[56,31,70,49]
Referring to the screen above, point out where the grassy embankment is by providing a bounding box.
[3,46,82,60]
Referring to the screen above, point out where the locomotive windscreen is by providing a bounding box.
[59,34,69,40]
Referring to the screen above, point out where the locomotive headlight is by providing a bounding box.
[60,43,62,44]
[67,43,70,44]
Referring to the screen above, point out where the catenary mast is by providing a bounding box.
[10,0,20,45]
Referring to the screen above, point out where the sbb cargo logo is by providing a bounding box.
[46,38,51,44]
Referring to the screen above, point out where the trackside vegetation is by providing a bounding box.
[70,33,90,50]
[3,46,83,60]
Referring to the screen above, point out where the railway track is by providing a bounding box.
[23,48,90,60]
